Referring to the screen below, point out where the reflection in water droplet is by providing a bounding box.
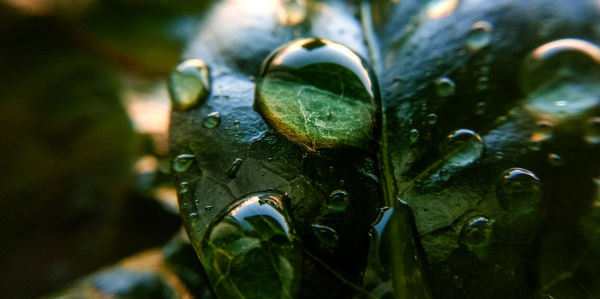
[409,128,420,144]
[466,21,492,51]
[459,216,494,251]
[435,77,456,97]
[168,59,210,111]
[311,224,339,250]
[225,158,244,179]
[497,168,542,214]
[172,154,195,173]
[202,191,301,299]
[520,38,600,94]
[427,113,438,125]
[255,38,379,150]
[442,129,484,168]
[327,190,349,211]
[547,153,563,166]
[202,112,221,128]
[584,117,600,144]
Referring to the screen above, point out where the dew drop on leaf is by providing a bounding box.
[466,21,493,52]
[172,154,195,173]
[497,168,542,214]
[435,77,456,97]
[311,224,339,250]
[225,158,244,178]
[409,128,420,144]
[255,37,380,150]
[459,216,494,251]
[201,191,301,299]
[202,111,221,128]
[168,59,211,111]
[547,153,563,166]
[441,129,484,168]
[427,113,438,125]
[327,190,349,211]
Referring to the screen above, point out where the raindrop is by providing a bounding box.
[497,168,542,214]
[187,212,198,220]
[409,128,420,144]
[327,190,349,211]
[584,117,600,144]
[547,153,563,166]
[441,129,484,168]
[172,154,195,173]
[459,216,494,250]
[427,113,438,125]
[201,191,301,299]
[204,205,214,211]
[225,158,244,179]
[466,21,493,51]
[311,224,339,251]
[202,112,221,128]
[435,77,456,97]
[255,38,380,150]
[168,59,210,111]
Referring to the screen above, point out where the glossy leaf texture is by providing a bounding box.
[169,0,600,298]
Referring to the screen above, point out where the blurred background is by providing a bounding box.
[0,0,210,297]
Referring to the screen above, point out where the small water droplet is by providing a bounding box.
[311,224,339,250]
[584,117,600,144]
[187,212,198,220]
[439,168,451,182]
[427,113,438,125]
[409,128,420,144]
[475,101,486,115]
[179,182,190,194]
[233,120,240,128]
[476,76,490,91]
[327,190,349,211]
[555,100,568,107]
[225,158,244,179]
[531,120,554,143]
[168,59,210,111]
[547,153,563,166]
[201,191,301,299]
[202,112,221,128]
[497,168,542,214]
[441,129,484,168]
[459,216,494,250]
[466,21,493,51]
[204,205,213,211]
[435,77,456,97]
[172,154,195,173]
[255,37,379,150]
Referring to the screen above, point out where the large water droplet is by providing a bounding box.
[497,168,542,214]
[466,21,492,52]
[225,158,244,179]
[521,39,600,94]
[168,59,210,111]
[435,77,456,97]
[172,154,195,173]
[327,190,349,211]
[459,216,494,251]
[441,129,484,168]
[202,112,221,128]
[202,191,301,299]
[255,38,379,150]
[584,117,600,145]
[363,200,431,298]
[311,224,339,251]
